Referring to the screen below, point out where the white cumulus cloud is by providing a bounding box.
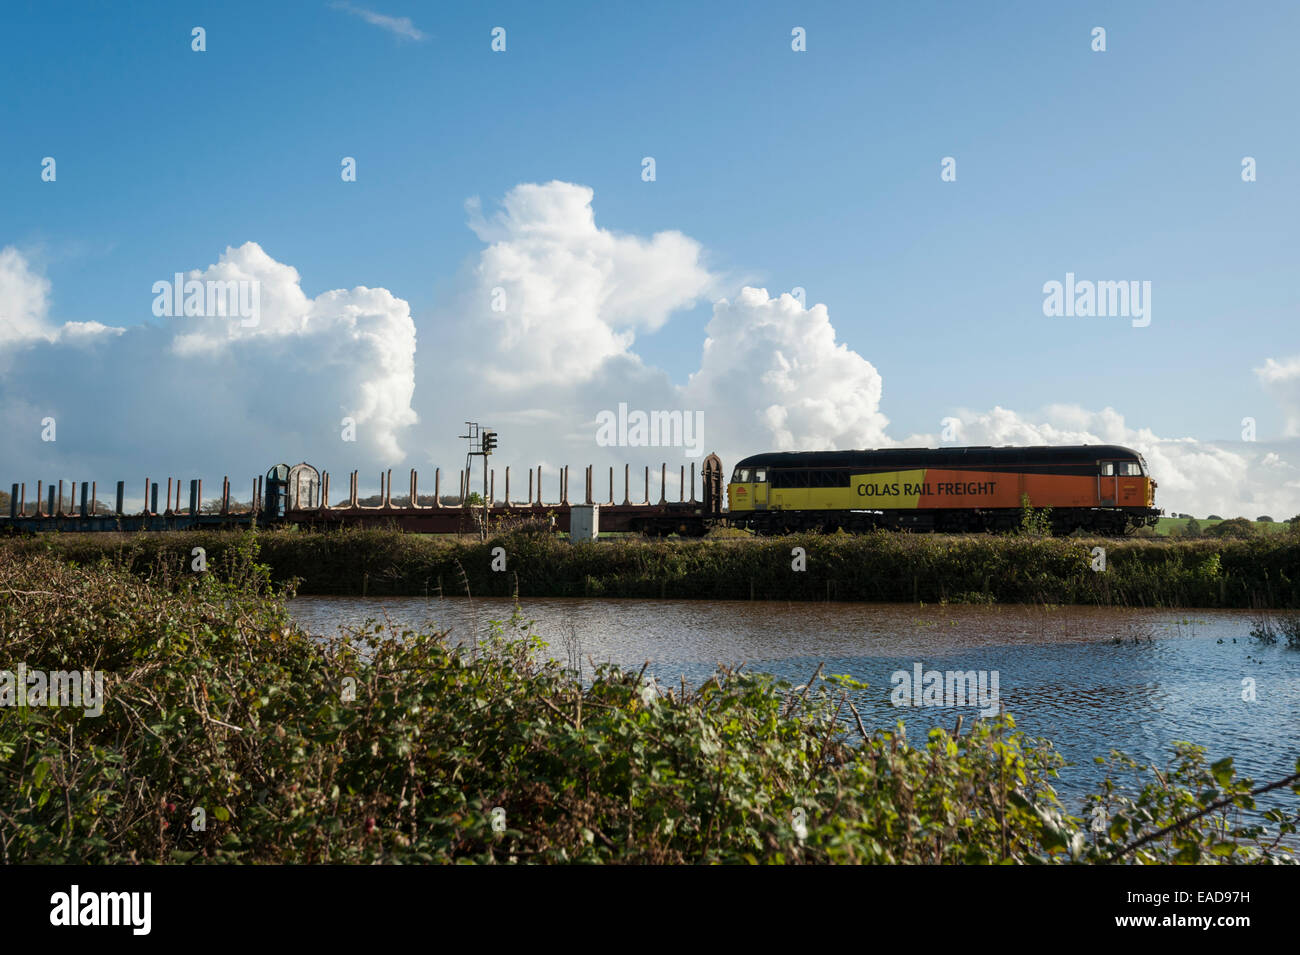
[0,243,417,487]
[684,287,890,462]
[462,181,715,390]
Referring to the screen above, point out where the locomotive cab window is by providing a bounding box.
[1100,462,1115,476]
[1119,461,1142,476]
[732,468,751,483]
[753,468,767,483]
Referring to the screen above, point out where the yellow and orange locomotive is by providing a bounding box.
[727,444,1159,535]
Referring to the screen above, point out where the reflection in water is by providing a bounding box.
[288,596,1300,810]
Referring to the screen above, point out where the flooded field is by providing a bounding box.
[288,595,1300,809]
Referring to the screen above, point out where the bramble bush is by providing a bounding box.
[1,545,1297,863]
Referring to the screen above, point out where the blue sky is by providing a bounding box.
[2,0,1299,515]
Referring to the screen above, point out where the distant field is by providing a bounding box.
[1155,517,1291,536]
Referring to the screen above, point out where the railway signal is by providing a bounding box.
[459,422,498,540]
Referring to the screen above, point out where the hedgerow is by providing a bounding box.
[1,544,1296,863]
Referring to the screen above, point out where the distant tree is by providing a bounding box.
[1207,514,1223,521]
[1256,515,1275,524]
[1204,517,1257,539]
[0,489,9,513]
[1183,517,1202,538]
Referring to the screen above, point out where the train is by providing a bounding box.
[3,445,1161,538]
[725,444,1160,535]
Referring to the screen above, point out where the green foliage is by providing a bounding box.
[1017,493,1053,537]
[1,551,1297,864]
[1205,518,1258,540]
[3,525,1300,608]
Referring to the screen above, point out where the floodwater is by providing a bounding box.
[287,595,1300,809]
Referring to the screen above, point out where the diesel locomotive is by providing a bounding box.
[726,444,1160,535]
